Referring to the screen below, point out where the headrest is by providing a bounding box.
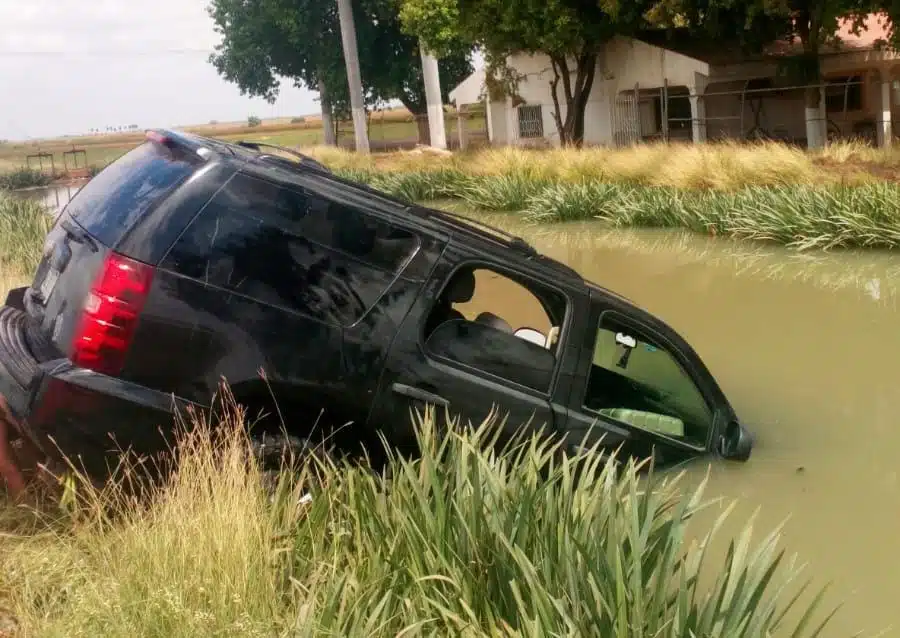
[475,311,513,334]
[445,269,476,304]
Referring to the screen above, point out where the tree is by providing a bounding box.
[207,0,473,144]
[399,0,658,145]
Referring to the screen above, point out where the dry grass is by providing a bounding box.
[306,140,900,190]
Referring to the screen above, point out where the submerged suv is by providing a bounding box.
[0,129,752,491]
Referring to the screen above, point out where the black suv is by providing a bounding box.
[0,129,752,492]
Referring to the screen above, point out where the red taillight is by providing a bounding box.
[145,130,170,145]
[71,252,155,376]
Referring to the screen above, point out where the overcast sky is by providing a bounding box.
[0,0,320,140]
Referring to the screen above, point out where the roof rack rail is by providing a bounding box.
[235,140,329,171]
[422,207,538,256]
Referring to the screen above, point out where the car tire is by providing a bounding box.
[0,307,40,390]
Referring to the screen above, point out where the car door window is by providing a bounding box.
[422,264,567,393]
[583,313,713,448]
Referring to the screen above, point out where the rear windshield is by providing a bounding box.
[65,141,196,247]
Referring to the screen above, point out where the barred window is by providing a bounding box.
[518,105,544,139]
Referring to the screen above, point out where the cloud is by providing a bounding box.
[0,0,219,52]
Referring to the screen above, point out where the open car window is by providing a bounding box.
[583,313,714,449]
[422,263,568,393]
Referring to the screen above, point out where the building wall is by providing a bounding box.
[480,38,898,147]
[497,41,707,146]
[603,36,709,91]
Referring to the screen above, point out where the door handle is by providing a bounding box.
[391,383,449,408]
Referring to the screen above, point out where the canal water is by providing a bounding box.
[11,186,900,635]
[434,204,899,638]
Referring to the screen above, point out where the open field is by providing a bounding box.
[0,108,487,174]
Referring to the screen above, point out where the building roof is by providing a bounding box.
[449,67,486,105]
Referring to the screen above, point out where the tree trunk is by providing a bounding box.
[548,46,597,146]
[318,78,336,146]
[414,113,432,145]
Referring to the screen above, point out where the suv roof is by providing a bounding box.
[149,128,587,286]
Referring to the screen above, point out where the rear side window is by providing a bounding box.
[161,173,419,326]
[65,141,196,247]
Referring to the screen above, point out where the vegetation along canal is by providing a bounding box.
[11,186,899,636]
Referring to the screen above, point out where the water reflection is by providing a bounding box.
[10,183,82,215]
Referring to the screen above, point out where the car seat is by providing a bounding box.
[474,311,513,334]
[424,268,476,337]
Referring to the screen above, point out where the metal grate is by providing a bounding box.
[613,93,640,146]
[518,105,544,139]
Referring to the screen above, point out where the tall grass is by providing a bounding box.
[334,166,900,251]
[1,390,837,637]
[0,194,53,274]
[307,140,899,189]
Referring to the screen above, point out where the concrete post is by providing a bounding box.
[878,71,893,148]
[336,0,369,154]
[420,44,447,149]
[690,73,708,144]
[456,107,469,150]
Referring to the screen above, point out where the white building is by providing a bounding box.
[449,13,900,149]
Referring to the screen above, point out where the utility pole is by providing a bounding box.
[336,0,369,154]
[419,43,447,149]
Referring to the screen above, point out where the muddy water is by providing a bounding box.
[452,209,899,637]
[10,183,82,215]
[8,186,899,634]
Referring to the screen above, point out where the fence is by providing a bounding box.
[611,76,887,147]
[333,108,488,151]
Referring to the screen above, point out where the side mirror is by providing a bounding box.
[719,420,753,461]
[514,327,547,348]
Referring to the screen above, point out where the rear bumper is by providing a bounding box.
[0,304,198,484]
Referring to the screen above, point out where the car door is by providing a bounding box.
[562,287,731,469]
[367,245,579,453]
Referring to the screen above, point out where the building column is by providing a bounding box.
[689,73,708,143]
[878,69,893,148]
[505,96,518,146]
[485,96,495,144]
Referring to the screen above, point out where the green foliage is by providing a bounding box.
[207,0,473,127]
[1,398,836,636]
[0,194,54,273]
[247,115,262,128]
[0,168,54,191]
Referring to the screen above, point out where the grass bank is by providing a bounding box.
[1,391,836,637]
[307,142,900,251]
[0,194,53,275]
